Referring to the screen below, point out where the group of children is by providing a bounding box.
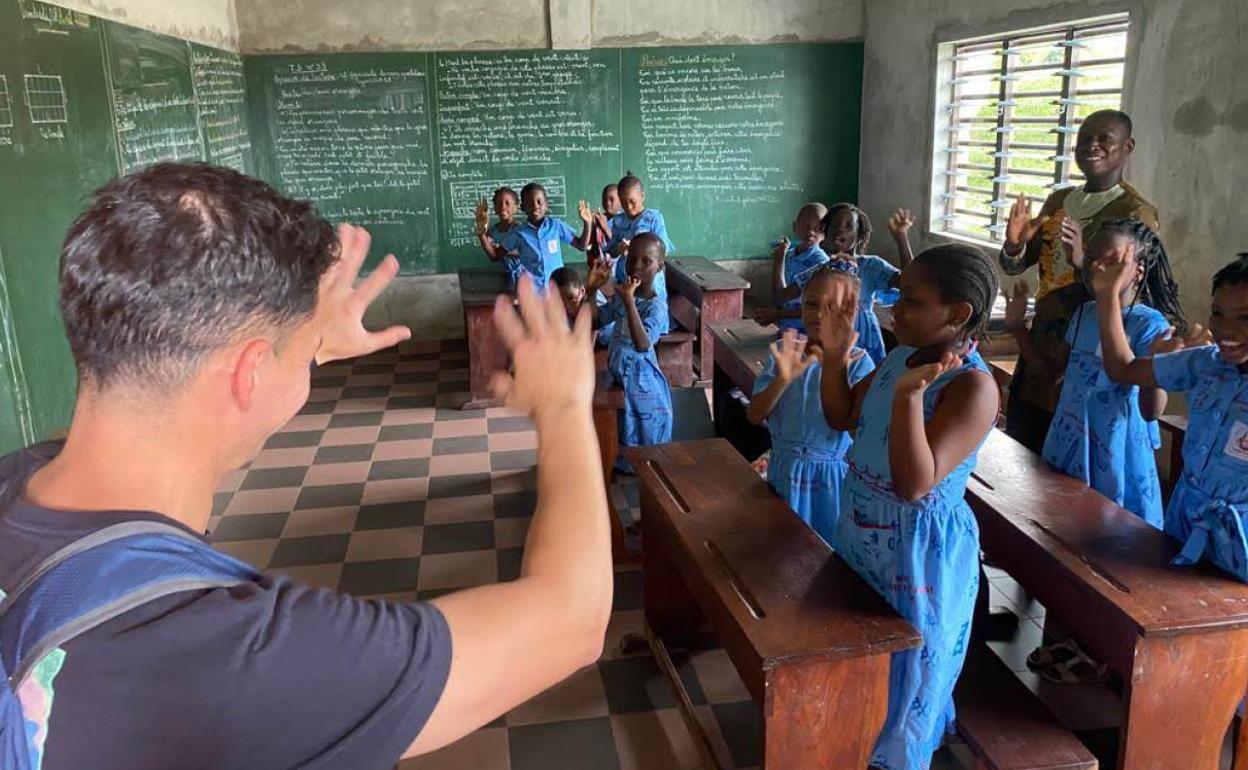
[476,139,1248,769]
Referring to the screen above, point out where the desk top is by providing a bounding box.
[708,319,774,393]
[631,439,920,663]
[667,256,751,292]
[458,266,511,307]
[969,429,1248,636]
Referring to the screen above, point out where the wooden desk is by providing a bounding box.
[589,370,633,564]
[459,267,511,410]
[968,429,1248,770]
[707,319,774,460]
[1158,414,1189,493]
[667,257,750,383]
[630,439,920,769]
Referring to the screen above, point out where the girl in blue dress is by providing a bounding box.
[819,244,1001,770]
[1091,252,1248,579]
[747,268,875,542]
[587,232,672,470]
[753,202,830,333]
[1010,219,1185,528]
[816,204,916,366]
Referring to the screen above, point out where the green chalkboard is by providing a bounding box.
[246,42,863,275]
[0,0,118,445]
[246,53,440,273]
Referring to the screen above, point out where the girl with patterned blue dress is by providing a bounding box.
[474,186,521,282]
[1009,219,1185,528]
[818,244,1001,770]
[814,204,916,366]
[747,269,875,542]
[587,232,672,470]
[1092,252,1248,580]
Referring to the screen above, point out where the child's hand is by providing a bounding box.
[1004,194,1050,252]
[593,211,611,233]
[491,276,594,420]
[577,199,593,225]
[753,306,779,326]
[619,276,640,303]
[772,237,790,261]
[896,350,960,398]
[1060,215,1084,266]
[474,198,489,236]
[1149,324,1213,356]
[770,329,816,383]
[613,238,631,257]
[818,279,860,365]
[586,260,613,291]
[1004,281,1030,333]
[888,208,914,237]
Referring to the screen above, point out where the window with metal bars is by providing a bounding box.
[931,14,1129,244]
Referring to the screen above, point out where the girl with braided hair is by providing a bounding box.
[818,243,1000,769]
[1016,218,1184,528]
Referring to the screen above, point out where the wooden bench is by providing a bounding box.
[706,318,773,461]
[594,327,697,388]
[629,439,920,769]
[667,256,751,383]
[955,645,1097,769]
[967,429,1248,769]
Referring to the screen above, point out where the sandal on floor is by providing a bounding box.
[1026,638,1082,671]
[1040,655,1110,685]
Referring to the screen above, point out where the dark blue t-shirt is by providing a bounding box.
[0,441,451,770]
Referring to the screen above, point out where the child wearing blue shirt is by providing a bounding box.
[801,204,914,365]
[747,268,874,542]
[603,173,673,326]
[474,186,521,278]
[491,182,594,290]
[753,202,829,333]
[588,232,672,470]
[1008,219,1185,528]
[1093,252,1248,579]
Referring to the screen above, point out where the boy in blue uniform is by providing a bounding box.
[753,202,829,333]
[588,232,672,470]
[1092,252,1248,579]
[473,187,521,276]
[602,173,673,331]
[490,183,594,290]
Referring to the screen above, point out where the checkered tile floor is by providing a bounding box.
[207,337,1010,770]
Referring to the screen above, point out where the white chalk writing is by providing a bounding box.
[190,46,251,169]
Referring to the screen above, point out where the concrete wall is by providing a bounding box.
[48,0,240,50]
[236,0,862,53]
[857,0,1248,324]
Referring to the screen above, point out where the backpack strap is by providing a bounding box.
[1,521,260,689]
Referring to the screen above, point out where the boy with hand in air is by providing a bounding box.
[484,183,596,290]
[819,244,1001,770]
[1008,219,1183,528]
[474,186,521,274]
[747,267,874,542]
[1092,253,1248,580]
[587,232,672,469]
[754,202,829,332]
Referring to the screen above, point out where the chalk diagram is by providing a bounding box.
[24,74,68,124]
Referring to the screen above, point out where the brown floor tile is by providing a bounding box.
[335,397,390,414]
[216,467,247,493]
[322,425,382,446]
[250,446,318,470]
[430,453,492,476]
[304,461,372,486]
[424,494,494,525]
[611,709,708,770]
[383,406,437,425]
[397,726,510,770]
[224,487,301,516]
[361,478,429,505]
[493,516,530,549]
[281,506,359,537]
[507,665,611,727]
[283,413,333,432]
[373,439,434,461]
[212,538,277,570]
[488,431,538,452]
[268,563,343,591]
[418,550,497,590]
[346,527,424,562]
[433,419,489,438]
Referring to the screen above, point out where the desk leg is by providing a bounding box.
[697,289,744,382]
[592,404,639,564]
[464,305,507,410]
[1119,629,1248,769]
[764,656,890,770]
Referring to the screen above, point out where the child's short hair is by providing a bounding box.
[822,203,872,253]
[493,186,519,205]
[551,266,583,292]
[913,244,1001,341]
[630,231,666,260]
[805,262,860,292]
[520,182,546,203]
[602,183,618,198]
[1213,253,1248,293]
[1097,218,1186,331]
[798,202,828,221]
[618,171,643,197]
[1084,109,1133,138]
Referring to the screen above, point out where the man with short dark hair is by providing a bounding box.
[0,163,612,769]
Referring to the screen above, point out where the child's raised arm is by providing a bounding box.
[818,281,871,430]
[747,330,813,425]
[619,278,651,352]
[568,200,594,253]
[475,199,504,262]
[1004,280,1070,379]
[888,352,998,502]
[888,208,916,268]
